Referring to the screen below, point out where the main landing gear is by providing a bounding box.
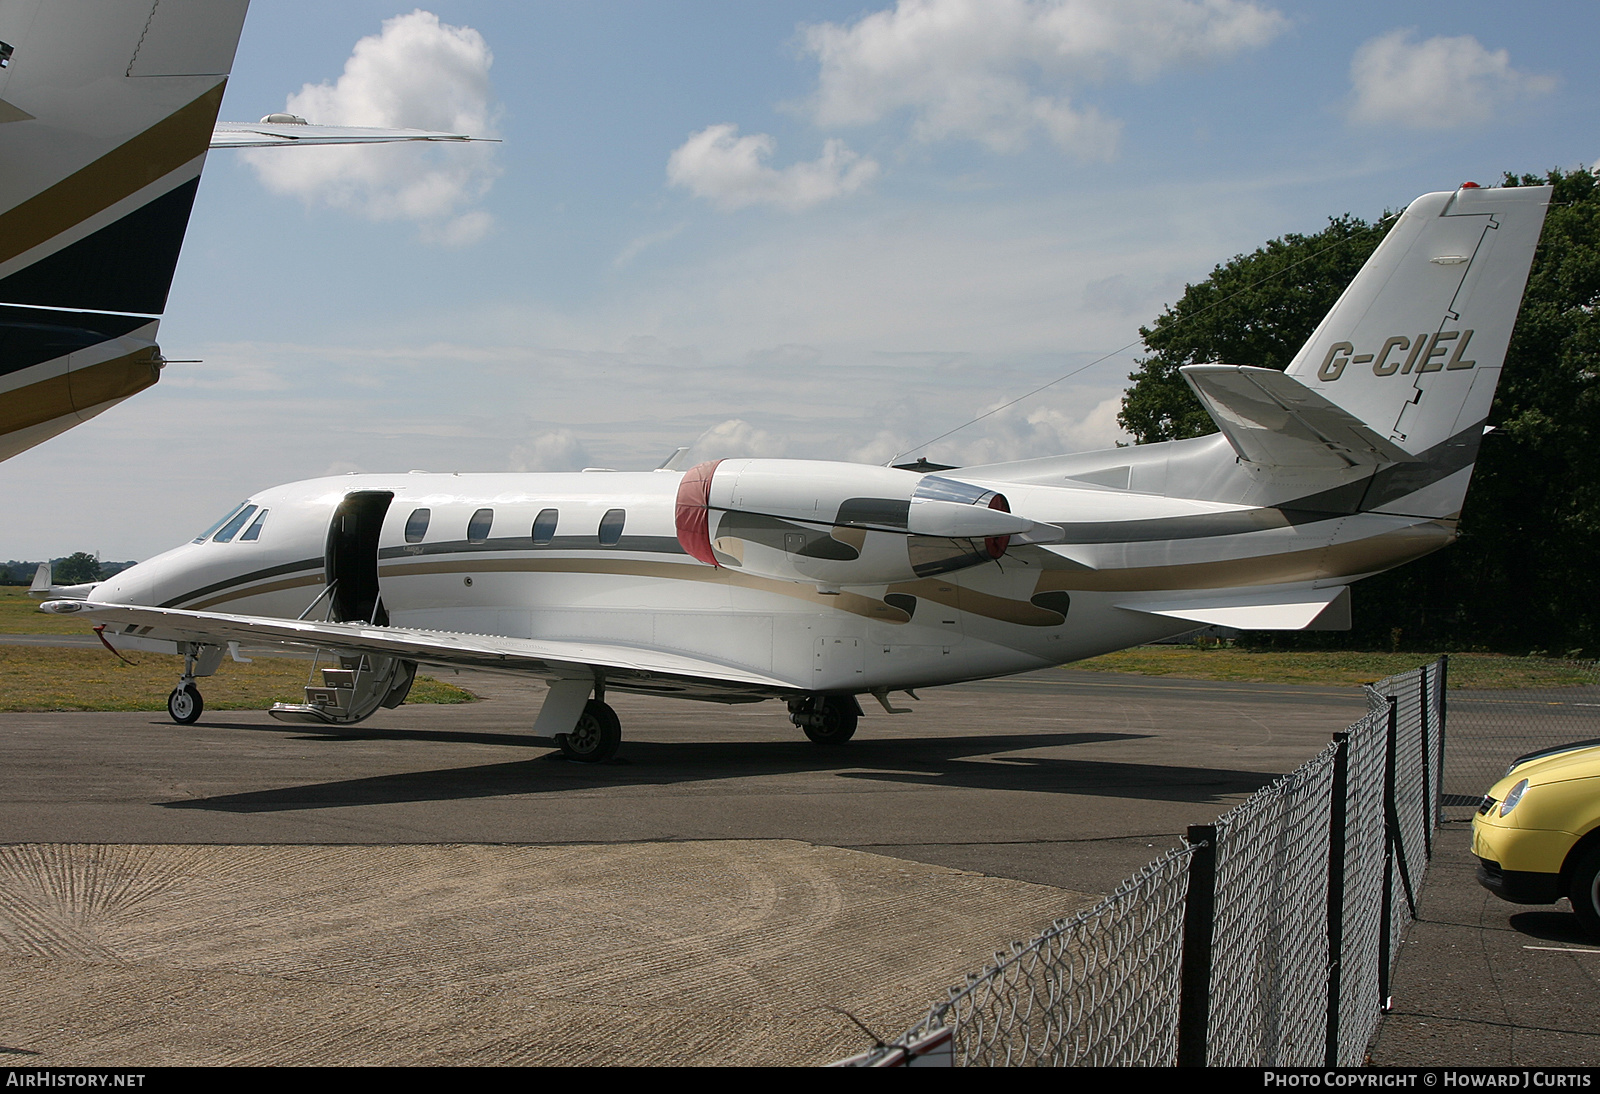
[555,699,622,763]
[788,694,860,745]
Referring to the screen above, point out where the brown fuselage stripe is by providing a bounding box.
[0,83,225,267]
[187,574,324,612]
[170,523,1453,628]
[0,350,161,435]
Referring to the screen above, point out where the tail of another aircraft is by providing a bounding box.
[1182,183,1551,519]
[0,0,249,461]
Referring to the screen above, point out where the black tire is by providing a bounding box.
[803,695,858,745]
[557,699,621,763]
[168,684,203,725]
[1569,845,1600,940]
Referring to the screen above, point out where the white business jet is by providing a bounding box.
[44,183,1550,762]
[0,0,480,463]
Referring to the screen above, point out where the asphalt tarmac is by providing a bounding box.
[0,667,1367,892]
[2,664,1589,1065]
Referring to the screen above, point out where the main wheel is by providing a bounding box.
[557,699,621,763]
[168,684,203,725]
[1569,845,1600,940]
[803,696,858,745]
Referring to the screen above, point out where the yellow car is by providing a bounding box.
[1472,739,1600,938]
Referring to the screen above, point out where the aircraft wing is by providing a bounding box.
[42,601,799,702]
[210,122,481,148]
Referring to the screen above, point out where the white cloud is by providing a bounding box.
[849,394,1127,466]
[510,429,592,472]
[614,223,687,268]
[800,0,1286,155]
[667,124,880,211]
[1346,29,1556,130]
[682,419,794,464]
[241,10,500,244]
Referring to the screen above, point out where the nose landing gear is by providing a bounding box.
[165,643,225,725]
[167,683,204,724]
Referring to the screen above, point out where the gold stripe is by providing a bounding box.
[0,82,225,267]
[378,556,912,624]
[188,574,324,613]
[185,531,1447,632]
[887,579,1065,627]
[0,349,161,437]
[0,98,35,124]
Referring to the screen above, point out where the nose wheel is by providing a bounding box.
[168,682,204,725]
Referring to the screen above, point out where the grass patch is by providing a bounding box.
[0,586,99,635]
[1072,647,1597,689]
[0,647,476,712]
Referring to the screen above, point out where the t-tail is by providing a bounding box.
[0,0,250,461]
[1181,183,1551,520]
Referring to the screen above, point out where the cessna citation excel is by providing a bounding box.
[45,183,1551,763]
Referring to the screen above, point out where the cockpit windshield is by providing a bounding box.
[194,502,250,543]
[213,504,259,543]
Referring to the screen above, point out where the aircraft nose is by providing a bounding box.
[93,567,149,606]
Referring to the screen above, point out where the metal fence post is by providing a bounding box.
[1436,655,1449,829]
[1177,823,1218,1067]
[1419,663,1433,860]
[1324,731,1350,1067]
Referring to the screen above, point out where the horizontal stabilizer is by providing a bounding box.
[1116,585,1350,631]
[1182,365,1417,470]
[211,122,482,148]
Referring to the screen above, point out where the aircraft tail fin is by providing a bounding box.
[0,0,249,460]
[1251,182,1550,517]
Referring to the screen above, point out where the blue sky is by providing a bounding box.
[4,0,1595,559]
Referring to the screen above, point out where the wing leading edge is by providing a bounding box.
[42,601,799,703]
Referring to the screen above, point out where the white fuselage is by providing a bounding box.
[94,463,1450,699]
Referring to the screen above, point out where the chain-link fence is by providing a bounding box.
[849,845,1197,1067]
[841,659,1446,1068]
[1439,659,1600,817]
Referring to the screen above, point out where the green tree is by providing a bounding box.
[1119,169,1600,653]
[53,552,102,584]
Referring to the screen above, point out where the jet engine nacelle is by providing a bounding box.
[675,458,1056,588]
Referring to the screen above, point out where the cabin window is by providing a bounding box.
[194,502,249,543]
[467,508,494,544]
[240,509,269,542]
[532,508,558,545]
[598,508,626,546]
[405,508,431,543]
[213,504,259,543]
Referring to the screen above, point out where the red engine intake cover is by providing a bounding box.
[675,459,722,566]
[986,493,1011,560]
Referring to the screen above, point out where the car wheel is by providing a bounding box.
[1569,845,1600,939]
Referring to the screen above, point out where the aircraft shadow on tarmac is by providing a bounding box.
[157,725,1283,813]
